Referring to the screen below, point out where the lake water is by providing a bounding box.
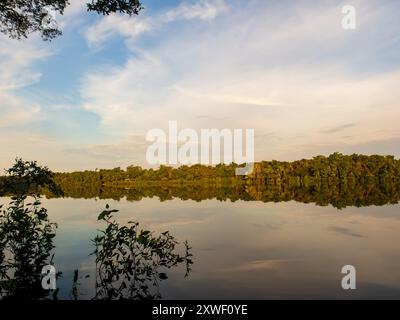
[2,195,399,299]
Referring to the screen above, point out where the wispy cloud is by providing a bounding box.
[80,0,400,162]
[322,123,357,134]
[163,0,228,22]
[0,34,54,133]
[83,15,152,48]
[0,95,41,128]
[2,0,400,170]
[0,36,51,90]
[83,0,228,48]
[65,135,148,164]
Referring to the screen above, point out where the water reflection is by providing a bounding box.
[0,160,193,300]
[42,181,400,209]
[0,201,193,300]
[1,160,400,299]
[2,194,400,299]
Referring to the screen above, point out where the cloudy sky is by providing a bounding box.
[1,0,400,171]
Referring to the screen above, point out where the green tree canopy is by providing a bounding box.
[0,0,143,40]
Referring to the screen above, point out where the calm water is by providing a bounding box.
[1,195,400,299]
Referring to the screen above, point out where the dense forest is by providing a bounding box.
[1,153,400,208]
[47,152,400,185]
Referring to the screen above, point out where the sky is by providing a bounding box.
[1,0,400,172]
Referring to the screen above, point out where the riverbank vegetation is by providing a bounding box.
[1,153,400,208]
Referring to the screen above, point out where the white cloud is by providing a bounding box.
[2,0,400,170]
[163,0,228,22]
[0,35,53,131]
[0,94,41,128]
[0,130,92,172]
[0,36,51,90]
[57,0,89,29]
[83,0,228,48]
[79,0,400,164]
[83,14,151,47]
[65,135,149,168]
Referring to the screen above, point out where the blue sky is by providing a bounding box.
[1,0,400,171]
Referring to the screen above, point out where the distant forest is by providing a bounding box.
[1,153,400,208]
[51,152,400,186]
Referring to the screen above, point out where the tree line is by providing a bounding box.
[48,152,400,187]
[1,153,400,208]
[8,153,393,209]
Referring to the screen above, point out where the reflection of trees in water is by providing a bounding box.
[0,159,193,300]
[0,200,193,300]
[3,154,399,298]
[4,154,400,208]
[36,153,400,209]
[44,180,400,209]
